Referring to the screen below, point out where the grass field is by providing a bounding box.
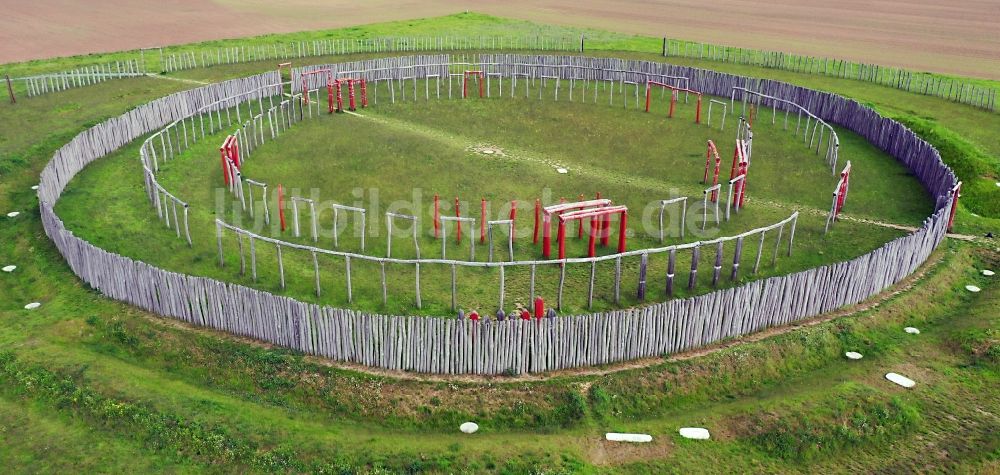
[0,13,998,473]
[56,84,925,315]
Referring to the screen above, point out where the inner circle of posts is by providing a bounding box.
[138,57,833,314]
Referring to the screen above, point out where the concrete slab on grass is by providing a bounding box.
[885,372,915,388]
[606,433,652,443]
[679,428,710,440]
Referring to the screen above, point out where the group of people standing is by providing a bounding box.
[457,297,556,322]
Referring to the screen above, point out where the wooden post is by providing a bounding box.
[688,244,700,290]
[216,221,224,266]
[731,236,744,281]
[666,248,676,296]
[533,198,541,244]
[480,198,487,243]
[414,263,422,309]
[637,253,648,301]
[617,212,628,253]
[451,264,457,311]
[557,219,567,260]
[312,251,321,296]
[276,244,285,289]
[5,75,14,104]
[711,241,723,287]
[345,256,353,303]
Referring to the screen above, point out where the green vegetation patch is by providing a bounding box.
[739,383,921,462]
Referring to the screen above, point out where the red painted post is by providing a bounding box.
[220,144,230,185]
[577,194,585,238]
[348,80,356,111]
[588,217,597,257]
[278,184,286,232]
[327,81,334,113]
[644,82,651,112]
[230,136,240,169]
[730,144,741,179]
[947,182,961,232]
[542,213,551,258]
[617,211,628,253]
[302,78,309,105]
[534,297,545,319]
[533,199,540,244]
[360,79,368,108]
[478,72,484,98]
[668,90,676,118]
[835,182,845,215]
[335,81,344,112]
[835,169,849,215]
[462,74,468,98]
[703,144,712,183]
[480,198,487,243]
[454,197,462,243]
[433,194,440,238]
[600,212,610,247]
[509,200,518,222]
[695,94,702,124]
[557,219,567,259]
[739,163,748,208]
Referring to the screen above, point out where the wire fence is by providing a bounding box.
[38,55,957,374]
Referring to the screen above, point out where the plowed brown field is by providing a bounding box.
[2,0,998,78]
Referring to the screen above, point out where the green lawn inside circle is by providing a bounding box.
[57,83,933,315]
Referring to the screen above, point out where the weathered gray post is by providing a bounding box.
[276,244,285,289]
[711,241,723,287]
[312,251,321,296]
[688,244,700,291]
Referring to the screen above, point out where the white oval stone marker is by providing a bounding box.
[31,185,39,190]
[885,372,915,388]
[966,285,981,293]
[556,167,568,174]
[679,427,710,440]
[606,433,652,443]
[7,211,19,218]
[459,422,479,434]
[2,265,16,273]
[904,327,920,335]
[845,351,863,360]
[983,270,995,276]
[24,302,41,310]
